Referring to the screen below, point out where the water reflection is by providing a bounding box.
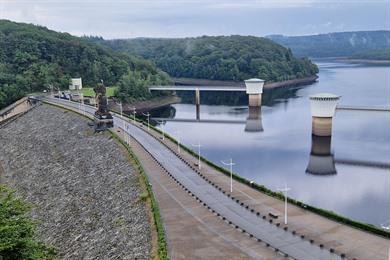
[306,135,337,176]
[245,107,263,132]
[150,62,390,227]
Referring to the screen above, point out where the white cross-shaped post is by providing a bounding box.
[132,107,137,124]
[278,183,291,225]
[156,120,165,140]
[221,158,235,193]
[192,142,203,170]
[142,112,150,131]
[175,130,181,154]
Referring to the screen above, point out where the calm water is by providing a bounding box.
[152,61,390,227]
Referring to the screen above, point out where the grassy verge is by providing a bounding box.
[108,130,169,260]
[78,87,116,97]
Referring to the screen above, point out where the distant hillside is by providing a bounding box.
[87,35,318,82]
[0,20,170,109]
[268,31,390,58]
[351,48,390,60]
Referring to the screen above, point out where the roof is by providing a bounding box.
[244,78,265,83]
[309,93,340,100]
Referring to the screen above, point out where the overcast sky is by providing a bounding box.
[0,0,389,39]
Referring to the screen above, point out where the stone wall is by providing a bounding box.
[0,104,151,259]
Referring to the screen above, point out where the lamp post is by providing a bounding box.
[156,120,165,140]
[221,158,235,193]
[125,123,131,145]
[80,93,85,115]
[191,142,203,170]
[142,112,150,131]
[132,107,137,124]
[175,131,181,154]
[116,101,125,139]
[277,183,291,225]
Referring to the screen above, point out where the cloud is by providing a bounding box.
[0,0,389,38]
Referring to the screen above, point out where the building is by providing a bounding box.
[69,78,82,90]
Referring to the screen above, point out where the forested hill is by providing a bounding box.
[0,20,170,109]
[87,35,318,82]
[268,31,390,58]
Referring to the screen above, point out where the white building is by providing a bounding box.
[69,78,82,90]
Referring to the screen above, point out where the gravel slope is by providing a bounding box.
[0,104,151,259]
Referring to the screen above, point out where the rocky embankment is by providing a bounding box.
[0,104,151,259]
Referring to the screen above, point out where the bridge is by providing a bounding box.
[151,117,246,124]
[149,85,247,92]
[337,105,390,112]
[335,158,390,169]
[150,79,265,119]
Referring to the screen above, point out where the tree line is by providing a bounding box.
[87,35,319,83]
[0,20,170,109]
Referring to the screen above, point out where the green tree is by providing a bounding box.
[0,185,56,259]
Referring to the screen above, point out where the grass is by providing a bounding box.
[79,87,117,97]
[109,130,169,260]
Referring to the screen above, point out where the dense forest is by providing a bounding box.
[351,48,390,60]
[268,31,390,58]
[0,20,170,109]
[87,35,318,82]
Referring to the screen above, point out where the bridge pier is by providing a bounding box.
[195,88,200,120]
[245,78,264,108]
[309,93,340,137]
[248,94,262,107]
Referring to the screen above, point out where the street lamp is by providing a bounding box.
[142,112,150,131]
[116,101,125,139]
[191,142,203,170]
[80,93,85,115]
[221,158,235,193]
[132,107,137,124]
[277,183,291,225]
[175,130,181,154]
[156,120,165,140]
[125,123,131,146]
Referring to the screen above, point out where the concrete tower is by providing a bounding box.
[309,93,340,136]
[245,78,265,107]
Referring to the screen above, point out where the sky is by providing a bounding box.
[0,0,389,39]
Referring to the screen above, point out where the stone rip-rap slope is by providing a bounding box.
[0,104,151,259]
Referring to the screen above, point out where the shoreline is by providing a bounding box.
[172,75,318,89]
[337,58,390,65]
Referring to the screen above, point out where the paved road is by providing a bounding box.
[44,97,341,260]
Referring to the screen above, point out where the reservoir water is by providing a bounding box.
[152,61,390,228]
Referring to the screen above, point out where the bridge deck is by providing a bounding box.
[149,85,247,91]
[336,105,390,112]
[151,117,246,124]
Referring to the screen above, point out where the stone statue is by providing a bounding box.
[93,82,113,131]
